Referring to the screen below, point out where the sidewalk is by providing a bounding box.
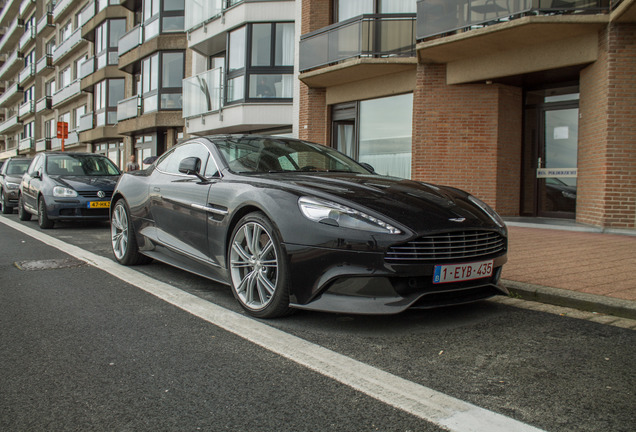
[501,219,636,320]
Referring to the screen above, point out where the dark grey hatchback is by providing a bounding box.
[18,152,120,229]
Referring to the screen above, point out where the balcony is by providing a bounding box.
[0,50,23,80]
[0,83,23,108]
[79,0,96,27]
[0,18,23,53]
[0,0,20,27]
[182,67,223,118]
[117,95,140,122]
[18,136,33,152]
[19,0,36,18]
[186,103,293,135]
[299,14,417,73]
[53,27,84,64]
[18,63,35,85]
[80,57,95,80]
[416,0,611,40]
[0,114,22,134]
[53,0,74,22]
[118,25,143,56]
[18,24,35,51]
[37,11,54,35]
[18,99,34,118]
[52,131,79,149]
[185,0,224,32]
[36,54,53,74]
[36,138,51,152]
[78,112,94,132]
[52,80,82,106]
[35,96,52,112]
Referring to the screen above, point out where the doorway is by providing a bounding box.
[522,88,579,219]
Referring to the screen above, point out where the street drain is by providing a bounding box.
[15,259,86,271]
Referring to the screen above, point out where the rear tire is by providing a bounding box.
[18,194,31,221]
[38,197,54,229]
[228,212,291,318]
[111,198,151,265]
[1,190,12,214]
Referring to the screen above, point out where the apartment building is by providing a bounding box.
[183,0,296,137]
[298,0,636,230]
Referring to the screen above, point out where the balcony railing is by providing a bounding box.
[0,114,22,134]
[18,99,34,117]
[53,27,83,64]
[37,11,53,34]
[0,83,22,107]
[182,67,223,118]
[185,0,224,32]
[35,96,52,112]
[52,131,79,149]
[36,54,53,74]
[299,14,417,72]
[0,50,22,80]
[19,0,35,18]
[52,80,81,106]
[118,25,143,56]
[18,25,35,50]
[79,0,96,27]
[117,95,141,122]
[18,136,33,152]
[0,19,21,53]
[53,0,74,21]
[36,138,51,152]
[79,112,94,132]
[18,63,35,85]
[416,0,612,40]
[80,56,95,79]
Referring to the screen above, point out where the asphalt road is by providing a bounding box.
[1,213,634,432]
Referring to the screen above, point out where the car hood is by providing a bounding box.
[4,174,24,184]
[244,173,502,233]
[50,175,119,191]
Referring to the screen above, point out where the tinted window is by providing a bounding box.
[156,143,210,175]
[46,154,120,176]
[6,160,32,175]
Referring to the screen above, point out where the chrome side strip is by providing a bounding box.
[191,203,229,215]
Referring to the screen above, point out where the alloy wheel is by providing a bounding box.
[111,202,129,261]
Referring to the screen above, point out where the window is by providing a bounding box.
[95,79,124,126]
[46,79,56,97]
[141,51,183,113]
[142,0,183,40]
[336,0,416,21]
[24,86,34,103]
[24,49,35,68]
[59,67,71,88]
[45,118,56,139]
[156,142,210,176]
[95,19,126,69]
[332,93,413,179]
[23,121,34,139]
[60,21,72,41]
[46,38,56,56]
[74,55,87,80]
[74,106,86,130]
[226,23,294,103]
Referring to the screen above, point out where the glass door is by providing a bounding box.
[537,106,578,217]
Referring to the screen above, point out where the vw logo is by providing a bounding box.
[449,217,466,223]
[97,190,106,198]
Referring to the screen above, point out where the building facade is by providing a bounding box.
[298,0,636,230]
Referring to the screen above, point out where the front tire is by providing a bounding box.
[229,212,291,318]
[18,194,31,221]
[111,198,150,265]
[1,190,12,214]
[38,197,54,229]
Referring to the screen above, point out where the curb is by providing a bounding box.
[502,279,636,321]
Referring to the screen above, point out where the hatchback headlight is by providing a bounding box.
[468,195,506,228]
[298,197,401,234]
[53,186,78,197]
[6,181,19,190]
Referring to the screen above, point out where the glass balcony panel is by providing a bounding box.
[79,112,94,131]
[53,0,74,21]
[18,63,35,84]
[18,100,34,117]
[182,67,223,118]
[80,1,96,27]
[19,137,34,151]
[37,12,53,34]
[35,96,52,112]
[80,57,95,79]
[0,83,22,107]
[300,15,416,72]
[118,25,142,56]
[52,80,81,106]
[0,115,21,134]
[143,94,158,113]
[117,95,140,121]
[36,55,53,74]
[19,26,35,51]
[144,18,159,42]
[416,0,610,40]
[185,0,223,31]
[36,138,51,152]
[53,27,82,63]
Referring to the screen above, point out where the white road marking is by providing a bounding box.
[1,217,546,432]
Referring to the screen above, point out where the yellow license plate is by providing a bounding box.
[88,201,110,209]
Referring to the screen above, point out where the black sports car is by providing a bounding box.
[19,152,121,228]
[110,135,508,318]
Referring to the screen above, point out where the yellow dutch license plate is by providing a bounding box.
[88,201,110,209]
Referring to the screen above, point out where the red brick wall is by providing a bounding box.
[299,0,331,144]
[579,24,636,229]
[412,63,522,215]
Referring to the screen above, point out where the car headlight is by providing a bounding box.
[53,186,78,197]
[561,191,576,200]
[468,195,506,228]
[298,197,401,234]
[6,181,19,190]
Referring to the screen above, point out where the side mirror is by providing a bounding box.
[359,162,375,173]
[32,170,42,179]
[178,157,207,182]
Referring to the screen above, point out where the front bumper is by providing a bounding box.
[285,243,508,315]
[44,196,111,221]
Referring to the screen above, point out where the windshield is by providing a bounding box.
[46,154,120,176]
[6,159,31,175]
[214,136,371,175]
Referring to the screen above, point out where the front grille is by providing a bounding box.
[77,190,113,199]
[385,230,506,263]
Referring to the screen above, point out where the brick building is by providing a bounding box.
[298,0,636,230]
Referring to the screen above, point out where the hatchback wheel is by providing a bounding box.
[38,197,54,229]
[229,212,291,318]
[1,190,12,214]
[17,194,31,221]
